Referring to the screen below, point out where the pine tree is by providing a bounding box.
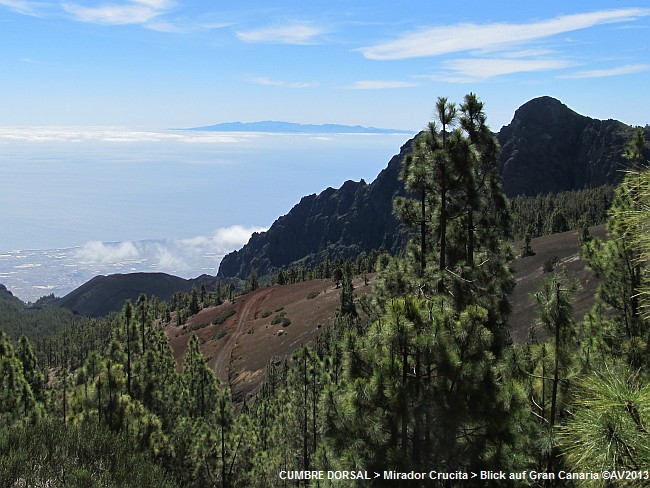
[388,93,514,350]
[133,327,182,425]
[0,332,40,425]
[559,367,650,472]
[137,293,148,353]
[338,268,357,320]
[182,335,220,419]
[189,287,200,316]
[123,300,134,395]
[15,335,45,403]
[583,173,648,367]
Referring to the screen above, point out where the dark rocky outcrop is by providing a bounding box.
[498,96,645,196]
[217,139,414,280]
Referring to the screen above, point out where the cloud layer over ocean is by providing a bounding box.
[0,225,266,303]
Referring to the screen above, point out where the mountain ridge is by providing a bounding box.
[218,96,649,280]
[54,272,217,317]
[182,120,414,134]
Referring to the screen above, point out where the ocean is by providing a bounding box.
[0,127,413,301]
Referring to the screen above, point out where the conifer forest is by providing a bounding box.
[2,94,649,487]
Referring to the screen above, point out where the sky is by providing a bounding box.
[1,1,649,129]
[1,1,650,299]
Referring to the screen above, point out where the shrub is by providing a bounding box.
[271,311,291,326]
[186,322,208,333]
[212,308,236,325]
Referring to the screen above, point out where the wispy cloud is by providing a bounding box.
[430,58,571,82]
[0,0,42,16]
[246,76,319,89]
[560,63,650,79]
[360,8,650,60]
[0,126,257,144]
[344,80,420,89]
[144,19,183,32]
[236,22,325,44]
[62,0,174,26]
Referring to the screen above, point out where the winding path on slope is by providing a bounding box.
[213,288,271,385]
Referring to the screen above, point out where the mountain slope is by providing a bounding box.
[55,272,216,317]
[174,226,606,401]
[218,96,647,280]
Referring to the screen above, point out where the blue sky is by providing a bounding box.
[1,1,649,130]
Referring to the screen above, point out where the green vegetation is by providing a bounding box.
[270,311,291,327]
[211,308,236,325]
[0,419,177,488]
[510,185,614,240]
[1,99,648,487]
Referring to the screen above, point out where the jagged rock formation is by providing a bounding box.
[218,96,648,280]
[218,139,414,280]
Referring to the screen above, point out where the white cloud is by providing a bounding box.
[246,76,319,89]
[154,244,188,270]
[360,8,650,60]
[560,63,650,79]
[144,20,183,32]
[63,0,174,25]
[75,241,140,264]
[0,126,256,145]
[236,22,325,44]
[71,225,265,275]
[344,80,420,89]
[0,0,41,16]
[500,49,556,58]
[180,225,267,253]
[431,57,571,82]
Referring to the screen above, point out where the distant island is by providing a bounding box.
[181,120,415,134]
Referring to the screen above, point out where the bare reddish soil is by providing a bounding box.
[166,276,372,402]
[166,225,605,401]
[509,225,605,342]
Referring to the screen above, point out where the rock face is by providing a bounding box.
[217,139,414,280]
[498,96,641,196]
[218,97,649,280]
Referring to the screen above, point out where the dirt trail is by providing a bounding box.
[214,288,271,384]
